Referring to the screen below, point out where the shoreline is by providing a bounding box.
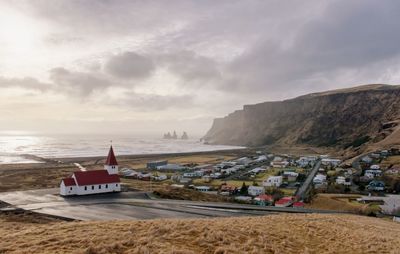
[0,148,250,170]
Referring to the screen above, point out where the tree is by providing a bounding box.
[240,182,248,195]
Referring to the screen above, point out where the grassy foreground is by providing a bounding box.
[1,213,400,254]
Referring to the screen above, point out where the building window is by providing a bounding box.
[106,184,108,188]
[92,186,94,190]
[85,186,87,191]
[116,184,118,187]
[99,185,101,189]
[70,187,72,191]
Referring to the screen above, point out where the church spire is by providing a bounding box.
[105,145,118,166]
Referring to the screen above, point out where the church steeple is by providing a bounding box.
[105,145,118,166]
[104,145,118,174]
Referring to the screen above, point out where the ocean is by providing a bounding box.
[0,134,244,164]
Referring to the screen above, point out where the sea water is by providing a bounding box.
[0,134,244,164]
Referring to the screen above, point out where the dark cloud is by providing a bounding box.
[158,50,221,84]
[0,77,51,91]
[49,67,111,96]
[113,92,194,111]
[105,52,155,80]
[226,0,400,97]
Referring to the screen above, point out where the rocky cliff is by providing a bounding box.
[204,84,400,151]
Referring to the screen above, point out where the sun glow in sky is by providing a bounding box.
[0,7,48,74]
[0,1,400,136]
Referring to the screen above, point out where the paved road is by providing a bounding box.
[295,159,321,200]
[0,188,343,221]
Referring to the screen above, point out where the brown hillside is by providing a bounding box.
[1,213,400,253]
[204,84,400,155]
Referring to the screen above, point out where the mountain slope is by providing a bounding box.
[204,84,400,152]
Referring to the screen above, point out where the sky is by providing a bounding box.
[1,0,400,137]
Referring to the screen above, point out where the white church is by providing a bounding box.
[60,146,121,196]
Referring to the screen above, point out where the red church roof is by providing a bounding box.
[105,145,118,165]
[73,170,120,186]
[62,177,76,186]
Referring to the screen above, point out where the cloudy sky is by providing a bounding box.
[1,0,399,137]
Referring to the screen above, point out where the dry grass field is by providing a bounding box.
[153,186,231,202]
[305,194,382,215]
[0,164,76,192]
[1,213,400,254]
[380,155,400,168]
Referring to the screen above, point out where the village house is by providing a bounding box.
[249,167,267,174]
[292,201,305,208]
[365,169,382,179]
[283,171,299,182]
[263,176,283,187]
[236,157,252,166]
[254,194,273,206]
[60,146,121,196]
[219,184,237,195]
[275,196,293,207]
[183,171,203,178]
[361,156,373,164]
[194,186,211,192]
[336,176,351,186]
[248,186,265,196]
[367,180,385,191]
[270,160,289,168]
[370,164,381,170]
[296,156,318,168]
[157,164,186,171]
[146,160,168,169]
[313,174,327,184]
[255,155,267,162]
[153,174,168,181]
[321,158,341,167]
[370,153,381,159]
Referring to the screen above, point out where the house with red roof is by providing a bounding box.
[274,196,294,207]
[60,146,121,196]
[254,194,274,206]
[292,201,305,208]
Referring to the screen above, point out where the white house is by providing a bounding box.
[195,186,211,192]
[321,158,341,167]
[263,176,283,187]
[361,156,373,164]
[283,171,299,182]
[184,171,203,178]
[255,155,267,162]
[370,164,381,170]
[248,186,265,196]
[365,169,382,178]
[313,174,327,184]
[336,176,351,186]
[236,157,252,165]
[270,161,289,168]
[153,174,168,181]
[60,146,121,196]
